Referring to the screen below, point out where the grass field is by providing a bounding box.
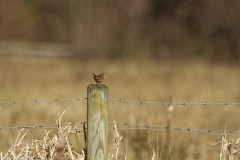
[0,56,240,159]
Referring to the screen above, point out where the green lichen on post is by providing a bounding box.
[87,84,108,160]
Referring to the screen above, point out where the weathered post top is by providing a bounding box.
[87,84,108,160]
[88,84,108,93]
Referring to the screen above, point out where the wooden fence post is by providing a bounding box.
[87,84,108,160]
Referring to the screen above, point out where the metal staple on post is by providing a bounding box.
[87,84,108,160]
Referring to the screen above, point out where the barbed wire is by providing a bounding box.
[0,122,86,130]
[0,97,86,104]
[1,122,240,135]
[108,98,240,106]
[0,97,240,106]
[109,122,239,135]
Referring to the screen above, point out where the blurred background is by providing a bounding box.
[0,0,240,159]
[1,0,240,61]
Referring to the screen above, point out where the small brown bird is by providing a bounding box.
[93,73,106,83]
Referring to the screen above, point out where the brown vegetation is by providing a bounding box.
[0,1,240,159]
[0,56,239,159]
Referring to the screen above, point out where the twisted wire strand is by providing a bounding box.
[0,97,87,104]
[108,98,240,106]
[0,97,239,106]
[1,122,239,135]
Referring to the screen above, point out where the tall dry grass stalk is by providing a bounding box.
[165,104,174,159]
[206,123,240,160]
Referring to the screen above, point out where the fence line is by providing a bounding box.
[109,98,240,106]
[0,97,240,106]
[1,94,239,159]
[1,122,239,135]
[0,97,86,104]
[0,122,86,130]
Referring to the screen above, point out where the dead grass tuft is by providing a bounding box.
[206,123,240,160]
[1,111,85,160]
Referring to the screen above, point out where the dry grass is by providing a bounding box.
[1,111,85,159]
[206,123,240,160]
[0,56,240,159]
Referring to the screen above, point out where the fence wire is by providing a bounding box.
[1,96,239,159]
[0,97,86,104]
[0,97,240,106]
[0,122,86,130]
[1,122,240,136]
